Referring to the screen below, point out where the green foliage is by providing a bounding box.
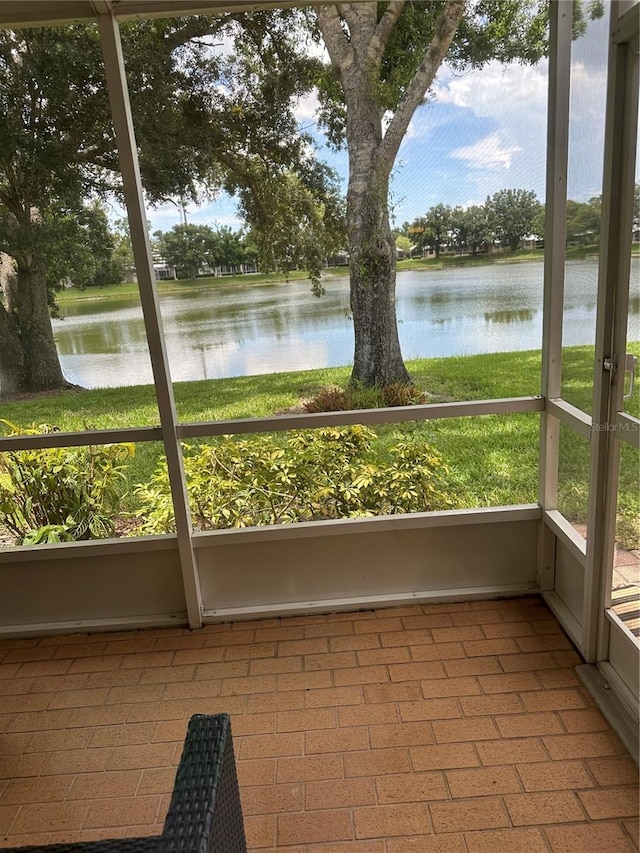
[485,189,543,252]
[154,223,259,279]
[316,1,553,146]
[410,191,544,256]
[135,426,452,533]
[409,191,616,256]
[381,382,425,407]
[0,420,134,544]
[395,235,412,256]
[565,197,601,246]
[450,205,493,255]
[0,13,343,394]
[303,382,425,413]
[155,223,221,279]
[238,167,345,297]
[44,200,125,297]
[415,204,453,259]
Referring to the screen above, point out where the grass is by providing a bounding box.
[1,345,638,544]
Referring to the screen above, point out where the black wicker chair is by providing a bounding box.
[5,714,247,853]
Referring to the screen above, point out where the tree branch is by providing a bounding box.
[164,17,226,52]
[337,3,360,33]
[214,149,270,221]
[380,0,465,172]
[345,2,378,55]
[316,5,354,76]
[0,187,21,219]
[368,0,405,67]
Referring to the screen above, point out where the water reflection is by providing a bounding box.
[484,309,535,324]
[51,258,640,388]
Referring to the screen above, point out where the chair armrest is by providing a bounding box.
[1,714,247,853]
[157,713,247,853]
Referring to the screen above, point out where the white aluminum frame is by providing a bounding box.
[97,10,204,628]
[0,0,636,696]
[589,2,639,671]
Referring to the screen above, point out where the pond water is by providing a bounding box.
[52,258,640,388]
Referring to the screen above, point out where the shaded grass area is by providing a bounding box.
[1,346,638,544]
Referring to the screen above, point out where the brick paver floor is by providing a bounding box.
[0,596,638,851]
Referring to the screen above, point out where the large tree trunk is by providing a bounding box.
[0,258,67,398]
[317,1,465,388]
[0,303,25,397]
[348,162,410,387]
[346,81,410,387]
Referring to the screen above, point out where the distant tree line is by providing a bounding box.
[153,224,257,280]
[45,211,260,287]
[397,187,636,259]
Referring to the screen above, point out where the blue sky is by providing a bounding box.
[146,9,611,234]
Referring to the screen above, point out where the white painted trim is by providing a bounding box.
[590,1,640,664]
[0,400,544,449]
[0,1,328,29]
[0,426,163,452]
[177,397,544,439]
[544,510,587,562]
[0,534,178,563]
[191,505,542,546]
[0,613,188,639]
[97,11,203,628]
[614,3,640,45]
[605,608,640,650]
[539,0,572,500]
[543,590,583,649]
[537,2,572,619]
[577,663,639,764]
[598,661,640,726]
[547,399,593,440]
[615,412,640,449]
[203,584,539,622]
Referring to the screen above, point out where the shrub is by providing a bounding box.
[381,382,425,407]
[343,382,386,410]
[303,382,425,412]
[303,385,347,413]
[0,420,134,544]
[135,426,453,533]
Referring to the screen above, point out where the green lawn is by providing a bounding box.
[1,346,638,545]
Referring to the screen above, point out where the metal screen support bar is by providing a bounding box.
[589,1,639,663]
[97,11,203,628]
[538,0,572,591]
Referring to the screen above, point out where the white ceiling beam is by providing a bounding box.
[0,0,326,28]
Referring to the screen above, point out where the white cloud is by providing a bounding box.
[435,60,548,121]
[450,131,522,171]
[294,89,320,123]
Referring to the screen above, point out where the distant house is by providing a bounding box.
[520,235,545,251]
[326,251,349,267]
[155,263,177,280]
